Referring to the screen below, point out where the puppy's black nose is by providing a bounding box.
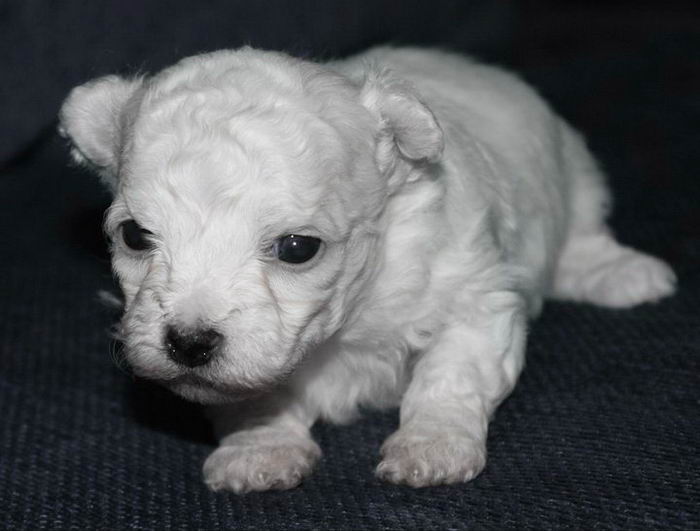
[165,326,222,368]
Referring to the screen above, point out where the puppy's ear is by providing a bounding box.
[59,75,143,192]
[360,68,444,179]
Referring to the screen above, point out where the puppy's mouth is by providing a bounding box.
[120,332,308,404]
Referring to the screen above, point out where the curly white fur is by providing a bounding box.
[59,46,676,493]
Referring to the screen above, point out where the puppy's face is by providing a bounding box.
[60,49,443,402]
[107,67,387,402]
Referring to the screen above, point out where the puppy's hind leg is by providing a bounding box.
[553,232,676,308]
[551,126,676,308]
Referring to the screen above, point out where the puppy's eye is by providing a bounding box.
[121,220,153,251]
[275,235,321,264]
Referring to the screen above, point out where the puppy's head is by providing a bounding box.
[60,48,442,403]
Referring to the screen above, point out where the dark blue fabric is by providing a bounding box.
[1,3,698,529]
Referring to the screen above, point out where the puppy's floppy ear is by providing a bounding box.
[59,75,143,192]
[360,67,444,178]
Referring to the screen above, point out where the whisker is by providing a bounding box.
[108,338,132,376]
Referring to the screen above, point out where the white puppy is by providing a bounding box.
[59,46,676,492]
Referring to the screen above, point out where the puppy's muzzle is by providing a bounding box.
[165,326,223,368]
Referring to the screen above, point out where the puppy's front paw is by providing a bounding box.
[376,426,486,487]
[203,430,321,493]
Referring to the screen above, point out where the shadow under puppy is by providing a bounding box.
[59,46,676,493]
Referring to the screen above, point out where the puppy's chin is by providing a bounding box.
[166,373,289,405]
